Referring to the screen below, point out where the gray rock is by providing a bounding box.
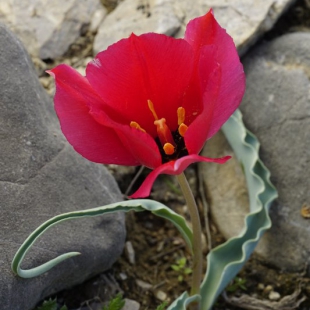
[94,0,295,55]
[0,0,107,59]
[0,23,125,310]
[174,0,296,55]
[123,298,140,310]
[94,0,182,54]
[201,32,310,273]
[200,131,249,241]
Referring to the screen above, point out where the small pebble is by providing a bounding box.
[32,57,47,76]
[172,237,184,246]
[263,284,273,294]
[71,56,79,64]
[135,279,152,290]
[143,221,153,229]
[39,77,51,89]
[125,241,135,265]
[269,291,281,301]
[257,283,265,290]
[76,66,86,76]
[119,272,127,280]
[84,56,94,66]
[157,241,165,252]
[155,290,167,301]
[123,298,140,310]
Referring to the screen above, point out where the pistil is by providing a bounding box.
[130,101,190,159]
[148,100,176,155]
[153,118,175,148]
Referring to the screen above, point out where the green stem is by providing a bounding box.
[176,172,203,297]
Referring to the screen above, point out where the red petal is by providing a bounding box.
[184,10,245,140]
[130,154,230,198]
[184,10,217,55]
[117,128,162,169]
[86,33,194,135]
[184,46,221,154]
[49,64,139,165]
[90,109,162,169]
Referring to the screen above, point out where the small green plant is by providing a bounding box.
[171,257,192,282]
[34,298,67,310]
[102,293,125,310]
[155,301,168,310]
[226,277,247,293]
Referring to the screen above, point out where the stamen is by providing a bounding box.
[177,107,188,137]
[148,100,159,120]
[177,107,185,125]
[178,123,188,137]
[130,121,146,133]
[163,143,175,155]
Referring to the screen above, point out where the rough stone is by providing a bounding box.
[94,0,295,55]
[123,298,141,310]
[0,24,125,310]
[269,291,281,301]
[0,0,107,59]
[94,0,182,54]
[200,131,249,240]
[201,32,310,273]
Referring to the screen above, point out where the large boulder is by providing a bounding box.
[201,32,310,273]
[0,23,125,310]
[94,0,295,55]
[0,0,107,59]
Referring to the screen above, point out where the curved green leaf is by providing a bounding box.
[167,292,201,310]
[199,109,278,309]
[12,199,193,278]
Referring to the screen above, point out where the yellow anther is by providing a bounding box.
[130,121,146,133]
[178,123,188,137]
[163,143,175,155]
[177,107,186,125]
[148,100,159,120]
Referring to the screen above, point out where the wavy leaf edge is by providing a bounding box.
[199,109,278,309]
[167,292,201,310]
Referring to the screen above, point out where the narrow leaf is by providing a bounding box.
[12,199,193,278]
[167,292,200,310]
[199,109,278,309]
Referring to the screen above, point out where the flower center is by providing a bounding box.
[130,100,189,162]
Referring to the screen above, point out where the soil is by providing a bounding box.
[34,0,310,309]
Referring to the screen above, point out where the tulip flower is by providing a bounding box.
[49,10,245,198]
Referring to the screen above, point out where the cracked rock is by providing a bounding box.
[0,0,107,59]
[200,32,310,273]
[94,0,183,54]
[0,24,125,310]
[94,0,295,55]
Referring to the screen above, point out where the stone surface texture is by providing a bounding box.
[94,0,295,55]
[200,131,250,239]
[201,32,310,273]
[0,24,125,310]
[0,0,107,59]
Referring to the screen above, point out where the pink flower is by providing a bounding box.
[49,10,245,198]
